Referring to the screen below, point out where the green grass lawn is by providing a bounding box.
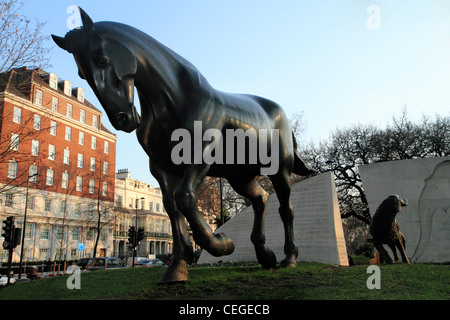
[0,257,448,300]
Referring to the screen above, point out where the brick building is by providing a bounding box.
[0,67,116,262]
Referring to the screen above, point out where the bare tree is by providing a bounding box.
[0,0,50,78]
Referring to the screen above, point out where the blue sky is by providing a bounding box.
[21,1,450,187]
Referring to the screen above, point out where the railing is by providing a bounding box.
[114,231,172,240]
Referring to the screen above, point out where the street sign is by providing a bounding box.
[78,243,85,251]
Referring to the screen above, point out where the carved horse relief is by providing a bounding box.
[53,7,314,283]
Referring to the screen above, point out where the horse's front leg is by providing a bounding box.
[174,164,234,257]
[150,161,193,284]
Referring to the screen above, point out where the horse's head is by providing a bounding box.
[52,7,139,133]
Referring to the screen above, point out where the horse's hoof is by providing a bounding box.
[158,260,188,285]
[212,233,235,256]
[280,258,297,268]
[256,245,277,269]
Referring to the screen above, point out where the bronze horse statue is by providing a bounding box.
[53,7,314,283]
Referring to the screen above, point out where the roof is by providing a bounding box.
[0,67,115,137]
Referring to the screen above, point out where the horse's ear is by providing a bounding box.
[78,7,94,31]
[105,41,137,80]
[52,34,73,53]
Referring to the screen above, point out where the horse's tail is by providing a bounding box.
[292,133,316,176]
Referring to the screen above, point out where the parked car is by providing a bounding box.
[76,258,92,270]
[126,256,148,267]
[86,257,127,271]
[135,259,166,267]
[0,276,15,286]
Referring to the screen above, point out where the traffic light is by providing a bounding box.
[137,227,144,245]
[2,216,14,250]
[128,226,136,248]
[13,228,21,248]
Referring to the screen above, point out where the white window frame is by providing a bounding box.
[65,126,71,141]
[46,169,54,186]
[11,133,19,151]
[35,90,43,105]
[31,140,39,156]
[77,153,84,168]
[66,104,73,118]
[13,107,21,124]
[63,149,70,165]
[50,121,57,136]
[52,97,58,112]
[48,144,55,161]
[33,114,41,130]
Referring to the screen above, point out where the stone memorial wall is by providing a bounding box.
[198,172,349,266]
[359,157,450,263]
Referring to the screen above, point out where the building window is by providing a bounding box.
[49,73,58,89]
[50,121,57,136]
[104,141,109,154]
[7,160,17,178]
[44,198,51,212]
[29,165,38,183]
[59,200,66,214]
[76,176,82,192]
[156,203,160,212]
[31,140,39,156]
[77,88,85,103]
[77,153,84,168]
[35,90,43,105]
[64,81,72,96]
[52,97,58,112]
[78,131,84,145]
[80,109,85,123]
[90,157,96,171]
[13,107,21,123]
[149,202,153,211]
[40,248,48,260]
[66,104,72,117]
[63,149,70,165]
[103,162,108,175]
[91,136,96,149]
[48,144,55,161]
[65,126,71,140]
[116,195,123,207]
[11,133,19,151]
[27,196,35,210]
[92,115,98,128]
[62,172,69,189]
[102,182,108,196]
[5,193,13,208]
[89,179,95,193]
[40,225,49,239]
[46,169,54,186]
[33,115,41,130]
[72,227,80,241]
[75,203,81,215]
[56,226,63,240]
[86,228,93,241]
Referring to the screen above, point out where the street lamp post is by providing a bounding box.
[18,172,40,279]
[133,197,145,267]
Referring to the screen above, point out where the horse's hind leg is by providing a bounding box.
[395,238,410,264]
[269,171,298,268]
[228,176,276,269]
